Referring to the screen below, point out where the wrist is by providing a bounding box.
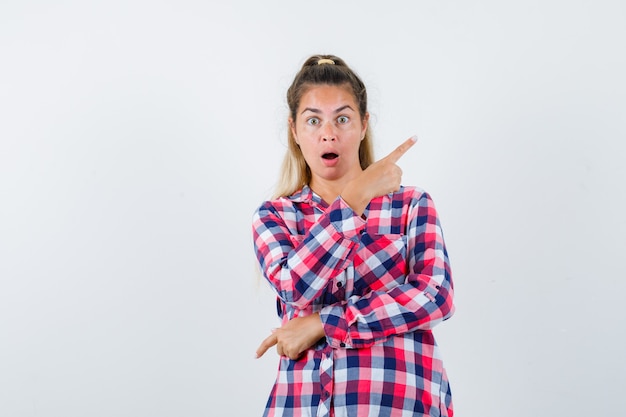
[311,313,326,340]
[340,184,370,216]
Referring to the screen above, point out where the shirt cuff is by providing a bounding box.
[319,303,353,349]
[327,197,366,241]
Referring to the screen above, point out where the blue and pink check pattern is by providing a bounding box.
[252,185,454,417]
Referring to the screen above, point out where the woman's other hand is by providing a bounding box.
[255,314,325,360]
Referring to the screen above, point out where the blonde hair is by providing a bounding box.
[273,54,374,198]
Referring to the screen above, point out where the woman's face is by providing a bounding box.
[290,84,369,186]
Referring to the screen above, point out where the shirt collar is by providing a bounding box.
[288,185,326,206]
[288,185,396,208]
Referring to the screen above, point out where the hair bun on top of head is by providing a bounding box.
[317,58,335,65]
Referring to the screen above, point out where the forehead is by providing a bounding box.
[298,84,357,110]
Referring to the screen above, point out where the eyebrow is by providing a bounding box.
[300,105,355,115]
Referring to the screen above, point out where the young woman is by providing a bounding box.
[253,54,455,417]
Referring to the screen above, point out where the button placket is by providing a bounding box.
[317,345,334,417]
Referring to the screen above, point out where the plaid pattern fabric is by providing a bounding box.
[253,185,454,417]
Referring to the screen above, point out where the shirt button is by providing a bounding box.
[340,342,346,348]
[337,282,343,288]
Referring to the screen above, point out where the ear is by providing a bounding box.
[361,112,370,140]
[289,117,299,144]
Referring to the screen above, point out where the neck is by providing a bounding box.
[310,172,361,205]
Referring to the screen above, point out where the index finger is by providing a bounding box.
[385,135,418,164]
[255,332,278,358]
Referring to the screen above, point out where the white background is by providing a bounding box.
[1,1,625,416]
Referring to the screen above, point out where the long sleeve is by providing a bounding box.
[319,190,455,349]
[256,186,455,417]
[252,195,366,309]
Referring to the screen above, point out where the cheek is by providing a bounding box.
[297,141,316,158]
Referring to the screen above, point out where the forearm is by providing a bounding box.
[253,197,366,308]
[319,275,454,349]
[319,191,454,349]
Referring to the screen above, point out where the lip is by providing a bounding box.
[320,151,340,167]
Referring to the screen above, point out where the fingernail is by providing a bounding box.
[410,135,419,142]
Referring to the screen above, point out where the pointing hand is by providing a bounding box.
[342,135,418,214]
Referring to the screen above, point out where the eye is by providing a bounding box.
[306,117,320,126]
[337,115,349,124]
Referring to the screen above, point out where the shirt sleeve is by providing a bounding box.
[319,190,455,349]
[252,196,366,309]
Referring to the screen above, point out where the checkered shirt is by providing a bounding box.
[252,185,454,417]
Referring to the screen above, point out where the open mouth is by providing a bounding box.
[322,153,338,160]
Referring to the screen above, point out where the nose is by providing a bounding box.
[321,122,336,142]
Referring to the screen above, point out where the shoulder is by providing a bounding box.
[399,185,426,197]
[254,197,295,217]
[253,188,307,220]
[396,185,431,204]
[396,186,441,218]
